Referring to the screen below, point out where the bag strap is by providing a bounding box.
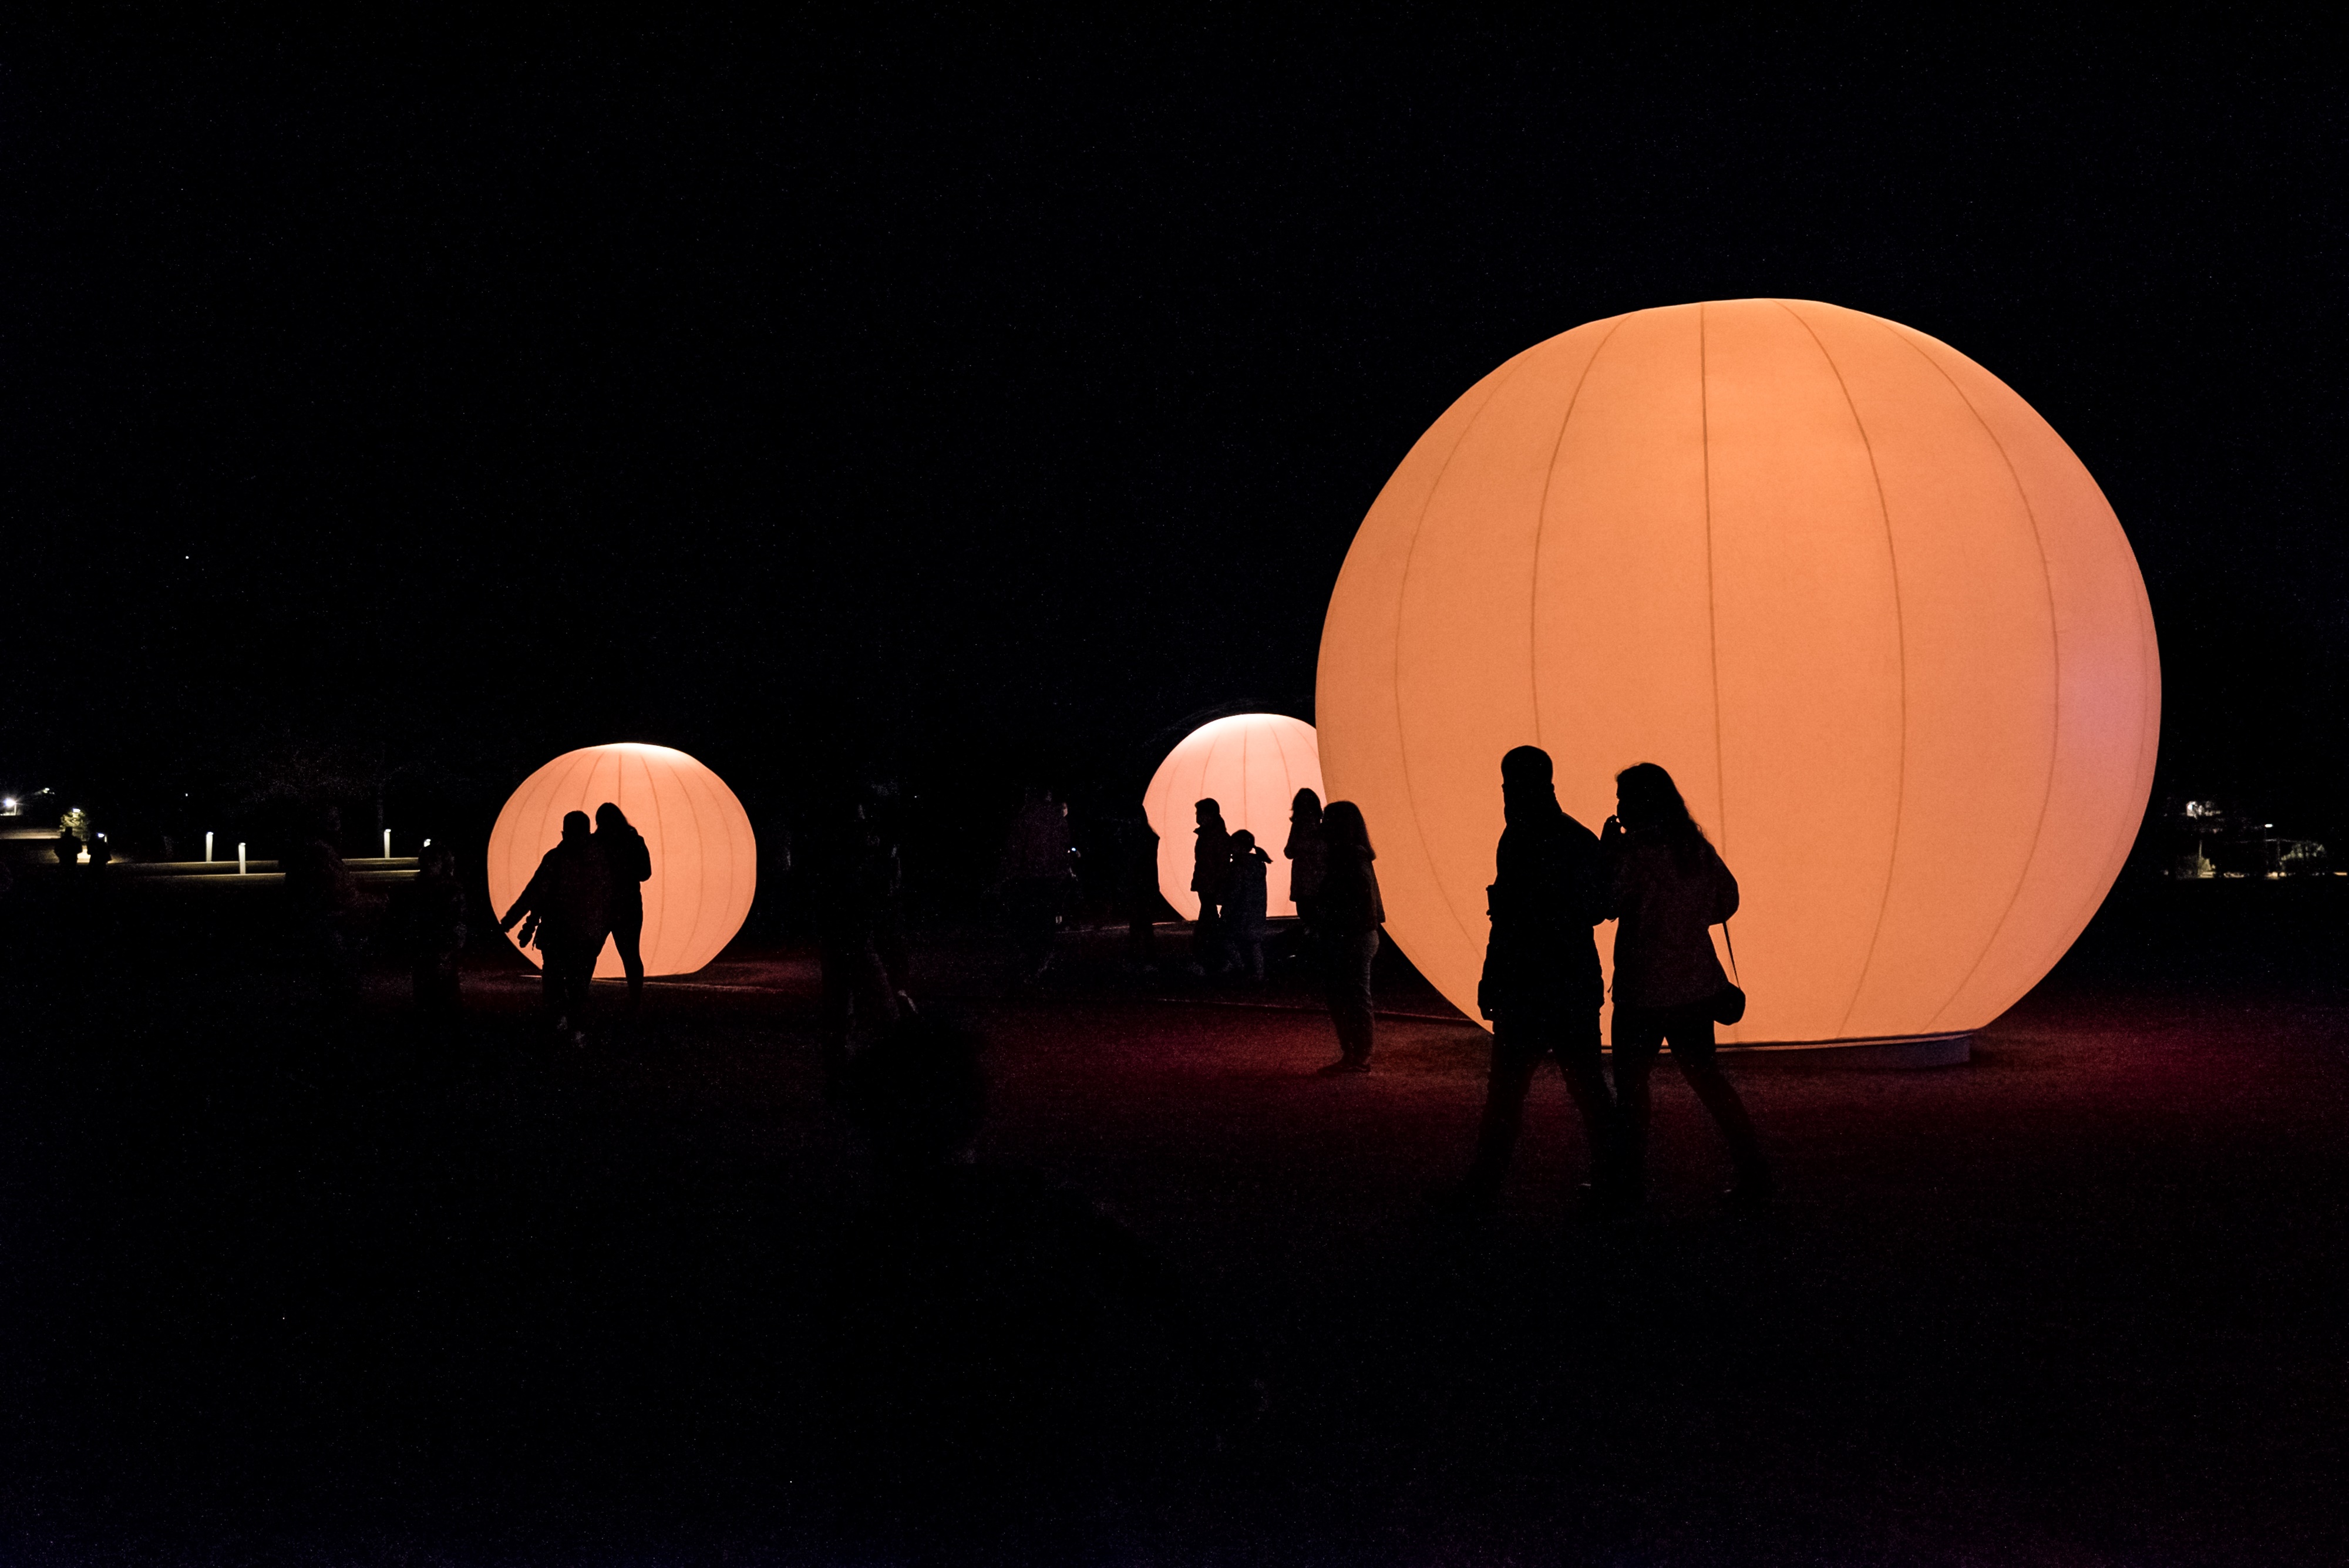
[1720,917,1741,985]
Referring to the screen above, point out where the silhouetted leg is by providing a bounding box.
[1462,1020,1543,1192]
[1610,1007,1667,1202]
[1327,930,1378,1064]
[1556,1013,1619,1187]
[611,904,645,1011]
[1665,1011,1768,1183]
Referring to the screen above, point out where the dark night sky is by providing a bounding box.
[3,15,2343,832]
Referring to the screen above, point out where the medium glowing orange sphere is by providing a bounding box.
[1317,300,2160,1043]
[1142,714,1326,920]
[487,742,757,978]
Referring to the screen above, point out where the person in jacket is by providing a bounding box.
[1315,800,1384,1074]
[1283,788,1327,962]
[594,802,654,1012]
[1600,762,1770,1206]
[1189,798,1233,974]
[500,809,612,1042]
[1221,829,1272,981]
[1435,745,1616,1213]
[999,785,1078,984]
[410,842,468,1018]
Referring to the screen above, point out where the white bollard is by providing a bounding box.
[205,830,214,863]
[238,842,247,876]
[383,828,392,860]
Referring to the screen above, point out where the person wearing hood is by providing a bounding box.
[1435,745,1616,1213]
[1222,829,1273,981]
[500,809,612,1042]
[1314,800,1384,1074]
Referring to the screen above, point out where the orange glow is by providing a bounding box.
[1316,300,2160,1044]
[487,742,757,979]
[1142,714,1326,920]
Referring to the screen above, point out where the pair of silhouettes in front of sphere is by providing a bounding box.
[1189,790,1383,1070]
[1438,745,1769,1213]
[497,802,652,1041]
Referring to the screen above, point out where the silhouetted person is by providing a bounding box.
[1223,829,1271,981]
[1315,800,1384,1074]
[1118,815,1162,971]
[499,809,611,1043]
[1600,762,1771,1206]
[1436,745,1616,1214]
[812,791,911,1092]
[1284,787,1326,963]
[1189,798,1232,974]
[409,843,467,1018]
[594,802,652,1012]
[283,835,363,1010]
[85,833,111,871]
[53,828,79,870]
[999,785,1076,984]
[824,1016,1256,1532]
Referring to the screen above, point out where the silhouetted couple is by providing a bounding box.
[499,802,652,1042]
[1439,746,1768,1214]
[1185,798,1293,984]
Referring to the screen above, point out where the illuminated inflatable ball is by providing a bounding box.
[1142,713,1327,920]
[487,742,758,979]
[1317,299,2159,1044]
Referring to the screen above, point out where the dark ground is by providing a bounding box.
[3,873,2345,1565]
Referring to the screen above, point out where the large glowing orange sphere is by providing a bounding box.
[1317,300,2159,1043]
[1143,714,1327,920]
[487,742,757,979]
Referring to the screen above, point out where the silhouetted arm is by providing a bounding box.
[1712,850,1740,924]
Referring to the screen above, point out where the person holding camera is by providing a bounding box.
[1601,762,1770,1208]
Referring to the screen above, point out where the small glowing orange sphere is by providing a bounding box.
[486,742,757,978]
[1143,714,1326,920]
[1317,300,2160,1043]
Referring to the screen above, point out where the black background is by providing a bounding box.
[4,14,2341,853]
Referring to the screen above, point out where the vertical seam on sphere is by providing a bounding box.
[1884,323,2064,1033]
[1530,316,1630,753]
[1701,305,1728,857]
[1391,352,1539,954]
[1778,301,1909,1041]
[1238,719,1253,844]
[648,759,677,972]
[680,762,716,971]
[624,749,652,977]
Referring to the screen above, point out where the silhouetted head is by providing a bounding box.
[1500,745,1561,823]
[1231,829,1256,853]
[594,802,630,833]
[561,810,593,843]
[1501,745,1553,788]
[845,1016,988,1172]
[1616,763,1707,865]
[1194,798,1225,831]
[1291,787,1322,823]
[1321,800,1374,857]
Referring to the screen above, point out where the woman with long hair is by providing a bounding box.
[1601,763,1771,1205]
[594,802,654,1012]
[1315,800,1384,1074]
[1283,787,1327,944]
